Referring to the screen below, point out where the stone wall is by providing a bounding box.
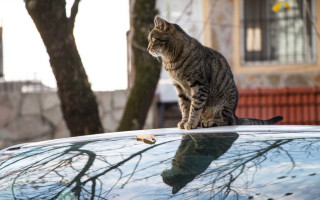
[0,90,155,149]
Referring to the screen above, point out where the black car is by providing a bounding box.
[0,125,319,200]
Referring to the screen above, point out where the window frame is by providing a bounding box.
[240,0,317,66]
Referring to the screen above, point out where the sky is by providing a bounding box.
[0,0,130,91]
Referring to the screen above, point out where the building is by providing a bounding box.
[155,0,320,126]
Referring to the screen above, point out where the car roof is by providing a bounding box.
[1,125,320,199]
[1,125,320,154]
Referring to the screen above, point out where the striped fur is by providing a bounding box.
[148,16,283,129]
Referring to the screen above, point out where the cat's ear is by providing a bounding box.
[154,16,170,31]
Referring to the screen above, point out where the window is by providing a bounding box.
[242,0,315,64]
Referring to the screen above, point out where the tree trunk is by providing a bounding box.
[25,0,103,136]
[117,0,161,131]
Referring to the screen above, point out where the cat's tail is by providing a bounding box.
[236,115,283,125]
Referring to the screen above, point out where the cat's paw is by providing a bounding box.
[184,121,198,130]
[177,121,187,129]
[201,120,217,128]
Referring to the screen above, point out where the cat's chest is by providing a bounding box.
[167,70,183,82]
[167,70,192,96]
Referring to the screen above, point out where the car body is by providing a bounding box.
[0,125,320,200]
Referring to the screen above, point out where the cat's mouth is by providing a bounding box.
[149,50,161,58]
[148,48,163,58]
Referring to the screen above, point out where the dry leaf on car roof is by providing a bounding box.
[136,134,156,144]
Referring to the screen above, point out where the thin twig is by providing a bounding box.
[69,0,81,29]
[175,0,194,23]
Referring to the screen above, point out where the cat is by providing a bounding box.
[147,16,283,129]
[161,133,239,194]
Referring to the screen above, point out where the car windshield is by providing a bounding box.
[0,130,319,200]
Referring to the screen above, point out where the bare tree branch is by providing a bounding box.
[69,0,81,29]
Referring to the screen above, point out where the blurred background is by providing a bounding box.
[0,0,319,148]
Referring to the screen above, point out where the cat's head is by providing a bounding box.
[161,168,194,194]
[147,16,188,58]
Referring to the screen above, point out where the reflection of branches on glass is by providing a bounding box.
[160,135,320,200]
[204,139,295,199]
[0,139,174,200]
[1,134,320,200]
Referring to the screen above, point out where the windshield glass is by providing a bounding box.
[0,132,319,199]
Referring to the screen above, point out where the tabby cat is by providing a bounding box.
[148,16,283,129]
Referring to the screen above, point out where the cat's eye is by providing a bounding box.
[152,38,166,43]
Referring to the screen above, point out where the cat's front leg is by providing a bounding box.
[174,84,190,129]
[185,86,208,129]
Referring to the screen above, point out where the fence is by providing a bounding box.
[0,80,55,93]
[236,87,320,125]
